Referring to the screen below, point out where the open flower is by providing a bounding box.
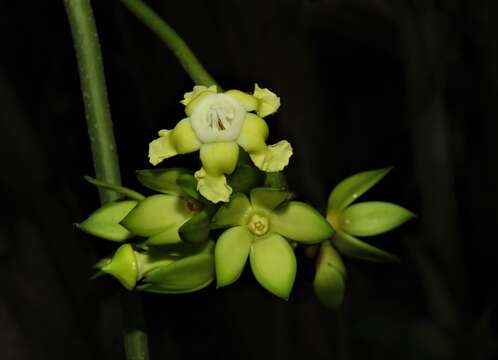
[212,187,334,299]
[149,85,293,203]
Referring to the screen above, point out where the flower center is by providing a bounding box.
[247,212,270,236]
[190,93,246,143]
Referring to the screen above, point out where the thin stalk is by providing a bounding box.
[120,0,219,87]
[64,1,150,359]
[84,176,146,201]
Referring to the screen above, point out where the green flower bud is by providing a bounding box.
[99,244,138,290]
[78,200,138,242]
[120,194,203,245]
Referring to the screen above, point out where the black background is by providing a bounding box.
[0,1,497,359]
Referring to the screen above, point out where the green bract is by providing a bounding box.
[95,241,215,293]
[213,188,334,299]
[148,85,293,203]
[326,167,415,263]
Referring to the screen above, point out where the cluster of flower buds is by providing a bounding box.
[77,85,414,307]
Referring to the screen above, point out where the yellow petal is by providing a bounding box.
[199,143,239,175]
[170,118,201,154]
[184,86,218,116]
[194,167,232,203]
[180,85,217,106]
[249,140,293,172]
[253,84,281,118]
[148,119,201,166]
[225,90,258,111]
[148,130,177,166]
[237,113,269,153]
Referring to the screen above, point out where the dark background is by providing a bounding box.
[0,0,497,359]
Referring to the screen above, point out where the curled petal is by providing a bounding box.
[149,130,176,166]
[181,85,217,106]
[249,140,293,172]
[237,113,269,153]
[148,119,201,166]
[195,168,232,203]
[225,89,258,111]
[253,84,281,118]
[184,86,218,116]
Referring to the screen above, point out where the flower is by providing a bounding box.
[148,84,293,203]
[212,187,334,299]
[313,167,415,308]
[326,167,415,263]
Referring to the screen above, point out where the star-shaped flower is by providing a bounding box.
[148,85,293,203]
[212,187,334,299]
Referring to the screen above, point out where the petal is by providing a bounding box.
[271,201,334,244]
[194,167,232,203]
[170,118,201,154]
[149,130,177,165]
[249,140,293,172]
[78,200,138,242]
[200,142,239,175]
[327,167,392,212]
[212,193,252,228]
[215,226,253,287]
[250,233,296,300]
[237,113,269,153]
[340,201,415,237]
[181,85,217,107]
[313,241,345,308]
[225,89,258,111]
[184,86,218,116]
[253,84,281,118]
[101,244,138,290]
[332,230,399,263]
[139,252,214,294]
[250,187,292,211]
[120,194,191,237]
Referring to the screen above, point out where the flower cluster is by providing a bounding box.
[78,86,414,306]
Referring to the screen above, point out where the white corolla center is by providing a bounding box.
[190,93,246,143]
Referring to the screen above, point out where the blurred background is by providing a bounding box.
[0,0,497,359]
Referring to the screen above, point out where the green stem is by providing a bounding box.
[84,176,146,201]
[64,1,150,360]
[64,0,121,204]
[120,0,219,87]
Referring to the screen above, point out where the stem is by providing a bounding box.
[64,1,150,359]
[84,176,146,201]
[120,0,219,87]
[64,0,121,204]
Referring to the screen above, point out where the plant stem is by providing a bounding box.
[120,0,219,87]
[64,1,150,359]
[64,0,121,204]
[84,176,146,201]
